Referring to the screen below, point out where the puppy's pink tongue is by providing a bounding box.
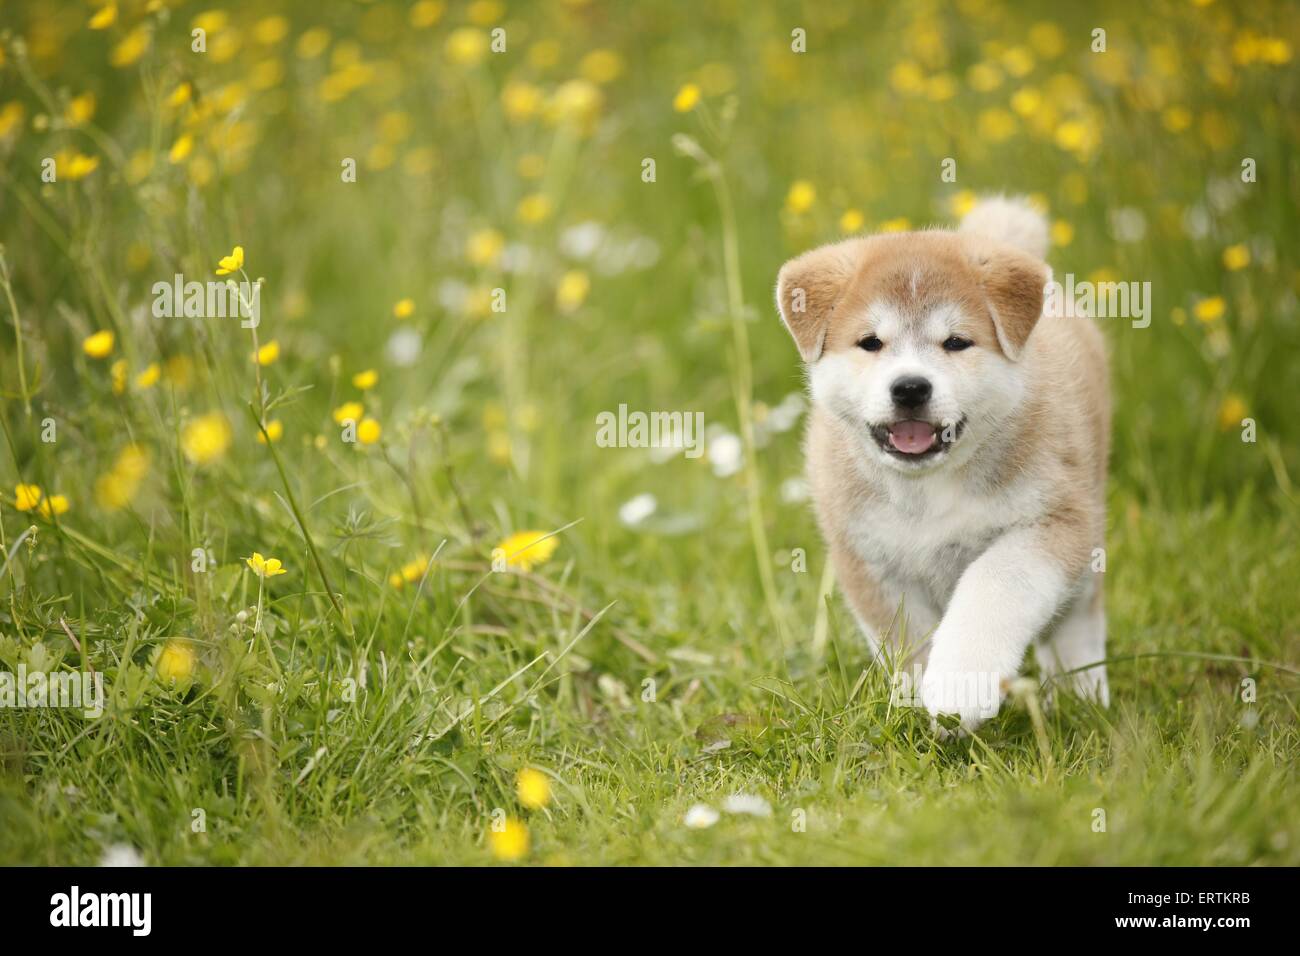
[888,421,937,454]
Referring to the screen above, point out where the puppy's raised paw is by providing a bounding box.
[920,664,1003,735]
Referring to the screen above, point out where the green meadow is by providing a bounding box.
[1,0,1297,864]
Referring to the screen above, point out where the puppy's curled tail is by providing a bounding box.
[959,195,1049,260]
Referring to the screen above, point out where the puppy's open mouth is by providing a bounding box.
[869,417,965,460]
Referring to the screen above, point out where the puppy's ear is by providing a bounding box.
[775,239,867,362]
[967,240,1049,361]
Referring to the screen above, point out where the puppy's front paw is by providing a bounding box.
[920,656,1006,734]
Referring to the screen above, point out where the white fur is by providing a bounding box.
[921,528,1069,730]
[959,196,1049,259]
[1035,574,1110,707]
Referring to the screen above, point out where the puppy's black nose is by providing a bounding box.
[890,375,932,409]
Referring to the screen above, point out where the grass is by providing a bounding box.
[1,0,1298,866]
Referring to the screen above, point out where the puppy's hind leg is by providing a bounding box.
[1035,575,1109,707]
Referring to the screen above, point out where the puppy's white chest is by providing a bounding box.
[844,475,1032,608]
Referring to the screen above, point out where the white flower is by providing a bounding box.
[765,392,807,434]
[1107,207,1147,243]
[619,493,657,527]
[99,844,145,867]
[683,804,720,829]
[721,794,772,817]
[1181,205,1210,240]
[386,327,422,367]
[780,477,809,503]
[708,431,743,478]
[560,221,605,260]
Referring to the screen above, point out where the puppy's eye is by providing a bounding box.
[942,336,973,352]
[858,335,883,352]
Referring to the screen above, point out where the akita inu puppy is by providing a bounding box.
[776,197,1109,731]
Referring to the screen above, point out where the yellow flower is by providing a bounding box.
[0,102,25,139]
[1050,221,1075,247]
[215,245,244,276]
[1028,22,1065,59]
[393,298,415,318]
[296,27,330,60]
[446,28,488,66]
[925,74,958,101]
[83,330,115,359]
[967,61,1003,92]
[89,3,117,29]
[555,271,590,313]
[255,340,280,366]
[950,190,978,218]
[516,194,552,224]
[157,640,196,684]
[61,152,101,180]
[166,83,192,108]
[387,554,431,590]
[37,494,70,519]
[1218,394,1248,431]
[581,49,623,84]
[253,15,290,45]
[164,356,193,389]
[95,444,149,510]
[333,402,364,424]
[496,530,560,572]
[111,27,151,68]
[245,552,287,578]
[673,83,701,113]
[1054,118,1099,157]
[257,419,284,443]
[1194,296,1226,323]
[467,229,505,266]
[468,0,503,25]
[1222,244,1250,271]
[879,217,911,233]
[516,768,551,809]
[66,93,95,127]
[410,0,445,28]
[168,133,193,164]
[352,369,378,390]
[111,359,128,395]
[488,430,511,464]
[14,484,43,512]
[1010,87,1042,118]
[182,413,232,465]
[889,61,925,96]
[134,363,161,389]
[548,80,602,126]
[356,418,382,444]
[1162,106,1192,133]
[839,209,865,233]
[488,817,529,861]
[502,82,543,122]
[977,108,1017,143]
[785,180,816,214]
[528,39,560,69]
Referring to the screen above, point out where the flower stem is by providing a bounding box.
[709,163,791,651]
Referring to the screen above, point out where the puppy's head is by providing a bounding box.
[776,230,1048,473]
